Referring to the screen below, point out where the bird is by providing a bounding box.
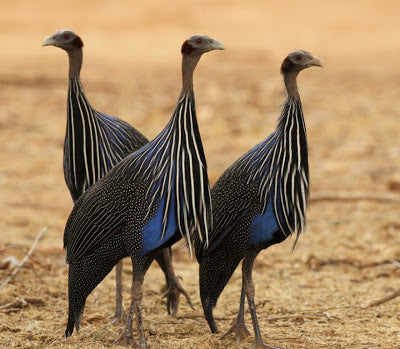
[196,50,322,348]
[42,29,192,321]
[62,34,224,348]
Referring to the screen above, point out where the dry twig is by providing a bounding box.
[310,191,400,203]
[0,226,47,291]
[367,289,400,307]
[307,256,400,269]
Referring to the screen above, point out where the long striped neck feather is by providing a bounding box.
[65,75,97,199]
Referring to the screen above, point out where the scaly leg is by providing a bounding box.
[132,274,147,348]
[113,255,153,348]
[112,294,136,347]
[221,261,251,342]
[111,260,126,325]
[243,250,279,349]
[155,247,193,316]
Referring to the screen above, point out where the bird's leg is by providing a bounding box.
[125,256,155,348]
[243,251,279,349]
[155,247,193,317]
[113,255,153,348]
[132,275,147,349]
[221,263,251,342]
[112,295,137,347]
[111,260,126,325]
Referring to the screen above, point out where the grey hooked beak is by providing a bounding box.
[311,56,323,68]
[42,35,57,47]
[210,39,225,51]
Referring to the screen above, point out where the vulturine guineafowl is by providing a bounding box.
[196,50,322,348]
[42,30,192,321]
[62,34,224,348]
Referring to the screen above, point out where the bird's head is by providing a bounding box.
[181,34,225,56]
[42,30,83,51]
[281,50,323,74]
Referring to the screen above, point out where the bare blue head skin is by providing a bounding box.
[180,34,225,91]
[42,30,84,78]
[281,50,323,100]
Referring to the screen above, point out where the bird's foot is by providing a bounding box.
[113,329,136,347]
[220,317,251,343]
[110,309,127,325]
[163,275,193,317]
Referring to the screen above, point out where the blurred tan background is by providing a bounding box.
[0,1,399,348]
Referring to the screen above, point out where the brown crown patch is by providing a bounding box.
[181,40,193,55]
[280,57,295,74]
[72,36,84,48]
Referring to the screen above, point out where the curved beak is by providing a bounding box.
[42,35,57,47]
[210,39,225,51]
[311,56,323,68]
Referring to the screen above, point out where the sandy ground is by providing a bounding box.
[0,0,400,348]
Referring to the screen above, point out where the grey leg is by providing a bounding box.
[221,260,251,342]
[243,251,279,349]
[132,273,147,348]
[155,247,193,316]
[111,260,126,324]
[112,272,137,346]
[113,255,154,348]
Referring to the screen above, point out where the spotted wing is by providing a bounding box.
[64,183,125,264]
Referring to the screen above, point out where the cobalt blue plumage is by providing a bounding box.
[196,50,322,348]
[141,195,177,255]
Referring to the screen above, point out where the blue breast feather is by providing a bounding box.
[141,194,177,256]
[249,198,279,246]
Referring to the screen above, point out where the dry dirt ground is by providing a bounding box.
[1,1,400,348]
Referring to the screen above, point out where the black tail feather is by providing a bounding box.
[64,304,82,338]
[64,309,75,338]
[65,235,126,338]
[199,246,242,333]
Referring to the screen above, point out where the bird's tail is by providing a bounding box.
[64,235,126,338]
[64,281,85,338]
[64,263,90,338]
[199,246,242,333]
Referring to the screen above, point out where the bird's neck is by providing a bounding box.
[67,48,83,79]
[283,71,300,101]
[181,54,201,93]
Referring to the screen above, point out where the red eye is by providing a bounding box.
[63,34,70,40]
[196,38,202,44]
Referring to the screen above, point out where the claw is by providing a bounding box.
[110,309,127,326]
[220,317,251,343]
[113,328,137,347]
[162,274,193,317]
